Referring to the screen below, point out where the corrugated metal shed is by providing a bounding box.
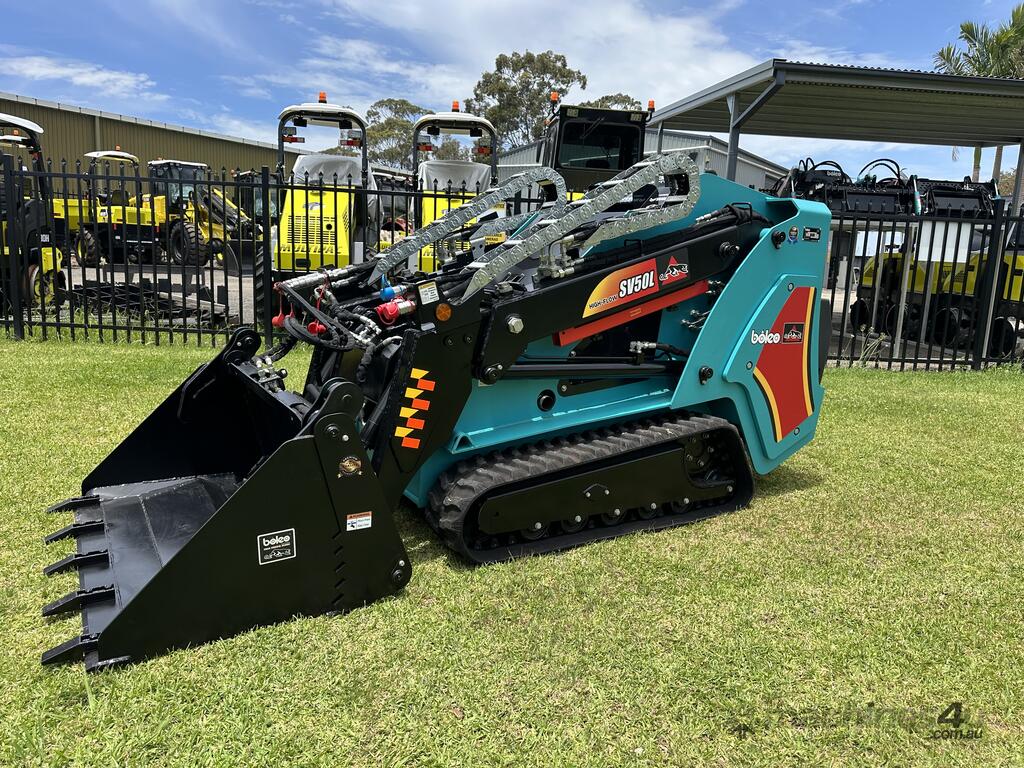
[0,90,302,174]
[498,128,787,195]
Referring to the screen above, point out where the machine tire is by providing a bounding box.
[988,316,1017,359]
[22,264,65,307]
[75,229,101,267]
[931,303,970,349]
[848,298,870,331]
[170,222,208,267]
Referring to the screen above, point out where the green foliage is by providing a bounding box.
[935,4,1024,180]
[431,135,470,162]
[365,97,428,170]
[465,50,587,149]
[577,93,643,110]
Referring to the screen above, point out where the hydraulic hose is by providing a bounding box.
[356,335,403,386]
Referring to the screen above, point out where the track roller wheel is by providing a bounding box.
[600,508,626,526]
[636,502,663,521]
[519,522,549,541]
[560,514,588,534]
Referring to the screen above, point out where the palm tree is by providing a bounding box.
[935,4,1024,181]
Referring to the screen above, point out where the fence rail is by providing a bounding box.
[2,159,1022,369]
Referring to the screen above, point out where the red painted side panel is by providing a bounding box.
[752,286,815,442]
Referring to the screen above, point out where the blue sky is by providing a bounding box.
[1,0,1021,178]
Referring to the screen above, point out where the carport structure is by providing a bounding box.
[650,59,1024,205]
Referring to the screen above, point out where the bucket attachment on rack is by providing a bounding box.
[41,329,410,671]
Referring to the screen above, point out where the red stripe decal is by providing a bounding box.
[555,281,708,347]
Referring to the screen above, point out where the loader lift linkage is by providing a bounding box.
[42,149,832,671]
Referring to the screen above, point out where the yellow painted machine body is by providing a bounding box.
[860,249,1024,304]
[945,250,1024,303]
[275,184,353,272]
[1,218,64,304]
[416,190,504,272]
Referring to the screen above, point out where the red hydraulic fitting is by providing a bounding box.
[307,320,327,335]
[375,298,416,325]
[272,312,285,328]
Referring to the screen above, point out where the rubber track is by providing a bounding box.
[427,413,750,564]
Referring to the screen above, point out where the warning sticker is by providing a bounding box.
[418,281,440,304]
[346,511,373,532]
[257,528,296,566]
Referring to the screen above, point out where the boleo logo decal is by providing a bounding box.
[257,528,296,565]
[394,368,435,449]
[583,258,659,318]
[783,323,805,343]
[659,257,689,286]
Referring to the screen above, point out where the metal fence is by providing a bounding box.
[0,156,505,345]
[823,199,1024,370]
[2,158,1022,369]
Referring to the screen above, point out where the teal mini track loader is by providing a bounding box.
[41,151,831,671]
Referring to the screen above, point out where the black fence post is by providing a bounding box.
[2,154,25,339]
[971,197,1005,370]
[257,166,275,348]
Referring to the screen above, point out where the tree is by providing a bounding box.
[577,93,643,110]
[365,98,428,170]
[465,50,587,149]
[432,136,470,162]
[999,167,1021,207]
[935,4,1024,180]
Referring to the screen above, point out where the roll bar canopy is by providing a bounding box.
[0,111,44,154]
[148,159,209,169]
[412,110,498,183]
[276,102,368,184]
[86,150,140,165]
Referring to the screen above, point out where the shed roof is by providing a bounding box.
[651,59,1024,147]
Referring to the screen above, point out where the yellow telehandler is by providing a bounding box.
[0,112,64,306]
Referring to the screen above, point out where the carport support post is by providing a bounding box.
[971,197,1006,369]
[1012,139,1024,213]
[725,71,785,181]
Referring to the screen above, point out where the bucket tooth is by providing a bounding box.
[42,585,115,618]
[41,634,99,666]
[44,520,104,545]
[46,495,100,514]
[43,550,109,576]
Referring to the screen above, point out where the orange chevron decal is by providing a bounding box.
[395,368,436,448]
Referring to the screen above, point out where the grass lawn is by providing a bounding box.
[1,338,1022,767]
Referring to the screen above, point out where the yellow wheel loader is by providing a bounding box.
[0,112,64,307]
[411,103,500,271]
[273,96,379,277]
[147,160,258,271]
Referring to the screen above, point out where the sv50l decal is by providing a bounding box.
[583,258,660,317]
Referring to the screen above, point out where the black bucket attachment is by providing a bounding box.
[42,329,410,671]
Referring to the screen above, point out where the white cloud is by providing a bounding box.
[220,75,273,100]
[311,0,757,110]
[768,39,922,70]
[0,55,167,101]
